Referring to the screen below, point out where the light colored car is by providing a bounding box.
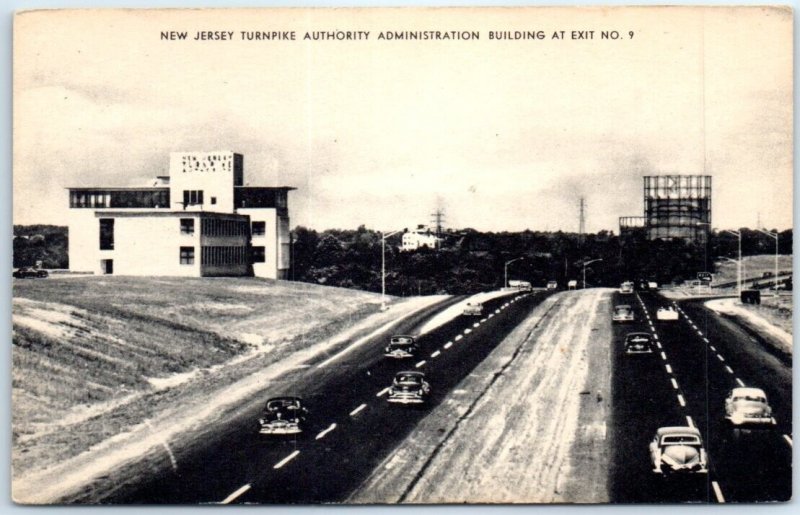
[546,280,558,290]
[387,371,431,405]
[649,426,708,475]
[567,280,578,290]
[612,305,635,323]
[656,306,679,321]
[619,281,634,294]
[624,332,653,354]
[462,302,483,316]
[648,281,659,290]
[384,335,418,359]
[724,387,776,428]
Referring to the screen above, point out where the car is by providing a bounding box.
[649,426,708,475]
[546,280,558,290]
[257,397,308,435]
[647,281,659,290]
[567,280,578,290]
[612,304,635,323]
[384,335,419,359]
[387,371,430,405]
[13,267,47,278]
[619,281,634,294]
[462,302,483,316]
[624,332,653,354]
[656,306,679,321]
[724,387,776,428]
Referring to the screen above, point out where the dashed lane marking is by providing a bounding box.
[443,341,453,349]
[495,309,501,314]
[660,352,667,361]
[455,335,463,341]
[656,342,662,349]
[315,423,337,440]
[653,334,659,340]
[703,337,709,343]
[712,481,726,503]
[273,450,300,469]
[221,484,251,504]
[716,354,725,362]
[671,378,679,390]
[665,364,673,374]
[376,387,390,397]
[710,345,717,352]
[480,318,487,323]
[735,378,745,387]
[473,322,480,328]
[725,365,734,374]
[464,328,472,334]
[696,330,703,336]
[783,435,793,447]
[686,416,695,428]
[415,360,426,368]
[431,350,441,358]
[349,404,367,416]
[678,394,686,407]
[488,314,494,319]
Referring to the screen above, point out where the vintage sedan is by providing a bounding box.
[13,267,47,278]
[384,335,419,359]
[387,371,431,405]
[649,426,708,475]
[257,397,308,435]
[656,306,679,321]
[619,281,635,294]
[724,387,776,428]
[612,305,635,323]
[624,332,653,354]
[462,302,483,316]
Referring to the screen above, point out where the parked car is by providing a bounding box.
[656,306,679,321]
[13,267,47,278]
[624,332,653,354]
[546,280,558,290]
[724,387,776,428]
[257,397,308,435]
[612,305,635,323]
[384,335,419,359]
[462,302,483,316]
[387,371,430,405]
[649,426,708,475]
[619,281,634,294]
[647,281,659,290]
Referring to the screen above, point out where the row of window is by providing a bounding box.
[71,190,169,209]
[179,246,266,265]
[200,218,249,237]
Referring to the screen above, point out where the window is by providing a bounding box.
[252,221,266,236]
[252,246,266,263]
[99,219,114,250]
[211,197,217,205]
[182,190,204,207]
[180,218,194,235]
[180,246,195,265]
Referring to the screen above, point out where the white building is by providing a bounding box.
[67,151,294,279]
[401,225,442,251]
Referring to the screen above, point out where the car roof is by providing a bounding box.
[656,426,701,437]
[730,387,766,397]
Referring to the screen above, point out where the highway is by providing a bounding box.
[609,290,792,503]
[68,291,549,503]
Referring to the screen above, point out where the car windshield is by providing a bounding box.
[615,307,632,313]
[391,337,413,344]
[389,341,413,348]
[395,374,422,384]
[266,399,300,411]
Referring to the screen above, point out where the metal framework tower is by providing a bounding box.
[644,175,711,243]
[430,208,446,237]
[578,197,586,239]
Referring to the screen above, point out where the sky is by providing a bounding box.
[13,6,793,233]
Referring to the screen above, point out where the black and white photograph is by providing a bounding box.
[10,6,793,504]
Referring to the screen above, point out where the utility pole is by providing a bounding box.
[578,197,586,244]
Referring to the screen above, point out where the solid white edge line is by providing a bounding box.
[443,341,453,349]
[315,423,337,440]
[274,450,300,469]
[712,481,726,503]
[725,365,734,374]
[735,378,745,387]
[783,435,792,447]
[678,394,686,407]
[349,403,367,416]
[431,350,441,358]
[665,364,672,374]
[376,387,390,397]
[686,416,695,428]
[671,378,679,390]
[415,360,426,368]
[221,484,251,504]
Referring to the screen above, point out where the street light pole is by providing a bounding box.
[696,222,711,272]
[380,229,404,311]
[581,258,603,289]
[504,257,524,289]
[756,228,779,296]
[723,229,742,298]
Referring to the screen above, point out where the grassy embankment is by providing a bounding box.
[12,276,383,475]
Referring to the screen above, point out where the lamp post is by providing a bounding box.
[381,229,404,311]
[696,222,711,273]
[582,258,603,289]
[756,228,779,296]
[504,257,524,289]
[723,229,742,298]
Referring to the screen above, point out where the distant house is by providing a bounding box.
[401,225,442,251]
[67,151,294,279]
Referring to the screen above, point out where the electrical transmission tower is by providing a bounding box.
[578,197,586,242]
[430,208,446,237]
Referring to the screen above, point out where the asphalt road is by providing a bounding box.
[609,290,792,503]
[78,291,549,504]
